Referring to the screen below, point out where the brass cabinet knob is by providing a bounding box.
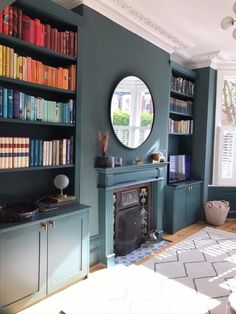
[49,220,56,228]
[41,222,48,231]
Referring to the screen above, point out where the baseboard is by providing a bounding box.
[89,234,100,266]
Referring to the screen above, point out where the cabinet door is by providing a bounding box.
[173,187,187,232]
[186,183,201,225]
[47,211,89,295]
[0,223,47,314]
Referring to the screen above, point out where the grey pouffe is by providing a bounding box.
[204,200,230,226]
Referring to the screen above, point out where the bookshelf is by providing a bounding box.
[165,61,202,234]
[0,0,82,201]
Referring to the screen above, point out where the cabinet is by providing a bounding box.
[165,180,202,234]
[0,0,83,202]
[0,207,89,314]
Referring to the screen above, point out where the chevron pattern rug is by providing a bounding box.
[143,226,236,314]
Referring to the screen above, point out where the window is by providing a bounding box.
[213,70,236,186]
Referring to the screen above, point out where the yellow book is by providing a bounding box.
[2,46,6,77]
[13,53,17,79]
[17,55,23,80]
[5,46,10,77]
[0,45,2,77]
[9,48,14,78]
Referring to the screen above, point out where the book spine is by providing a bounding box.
[8,5,13,36]
[0,11,3,34]
[66,138,71,164]
[30,139,35,167]
[34,139,39,166]
[3,6,9,35]
[7,88,13,118]
[0,87,3,118]
[38,139,43,166]
[3,88,8,118]
[22,15,31,42]
[13,7,18,37]
[17,8,23,39]
[13,90,21,119]
[0,138,3,169]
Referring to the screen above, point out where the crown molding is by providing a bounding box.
[53,0,190,54]
[53,0,236,70]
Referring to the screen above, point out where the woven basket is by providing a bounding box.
[204,200,230,226]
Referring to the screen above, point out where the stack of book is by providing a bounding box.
[0,87,75,123]
[0,5,77,57]
[37,194,77,211]
[0,44,76,90]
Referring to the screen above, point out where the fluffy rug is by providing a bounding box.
[144,226,236,314]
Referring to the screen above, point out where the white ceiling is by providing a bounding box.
[54,0,236,69]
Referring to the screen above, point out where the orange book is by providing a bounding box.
[27,56,32,81]
[17,55,23,80]
[48,66,53,86]
[13,52,17,79]
[9,47,14,78]
[31,59,36,82]
[62,68,68,90]
[22,56,27,81]
[57,67,63,88]
[43,65,48,86]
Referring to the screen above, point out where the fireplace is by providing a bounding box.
[96,163,167,267]
[114,185,150,256]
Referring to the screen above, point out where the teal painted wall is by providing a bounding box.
[192,67,216,217]
[74,6,170,243]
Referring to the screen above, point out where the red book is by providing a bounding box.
[50,28,55,51]
[22,14,30,42]
[13,7,18,37]
[62,32,66,54]
[34,18,41,45]
[69,31,74,57]
[54,28,58,52]
[45,24,51,49]
[8,5,13,36]
[3,6,9,35]
[17,8,23,39]
[74,32,78,57]
[0,11,3,34]
[59,32,63,54]
[65,31,69,55]
[29,18,35,44]
[40,24,45,47]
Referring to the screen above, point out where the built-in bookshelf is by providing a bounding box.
[0,0,82,202]
[168,61,197,169]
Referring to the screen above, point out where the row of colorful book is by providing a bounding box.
[0,44,76,90]
[170,97,193,115]
[0,137,73,169]
[0,5,77,57]
[171,75,195,97]
[169,118,193,134]
[0,87,75,123]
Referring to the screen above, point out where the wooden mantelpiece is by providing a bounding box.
[96,163,168,267]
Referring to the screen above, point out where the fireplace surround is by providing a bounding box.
[96,163,167,267]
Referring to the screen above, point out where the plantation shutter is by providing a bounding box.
[216,127,236,185]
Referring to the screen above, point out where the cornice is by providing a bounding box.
[53,0,236,70]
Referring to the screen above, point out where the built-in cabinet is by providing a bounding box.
[165,180,202,234]
[0,207,89,314]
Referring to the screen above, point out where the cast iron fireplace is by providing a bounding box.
[114,184,150,256]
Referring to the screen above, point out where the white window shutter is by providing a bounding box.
[217,127,236,185]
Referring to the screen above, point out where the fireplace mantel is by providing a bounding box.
[96,162,168,267]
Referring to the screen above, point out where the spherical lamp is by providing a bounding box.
[54,174,69,198]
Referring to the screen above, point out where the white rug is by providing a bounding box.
[19,227,236,314]
[143,226,236,314]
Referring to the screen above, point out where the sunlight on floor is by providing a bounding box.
[18,264,221,314]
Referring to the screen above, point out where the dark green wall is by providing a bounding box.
[74,6,170,237]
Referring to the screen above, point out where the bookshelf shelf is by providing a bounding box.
[0,33,76,65]
[169,111,193,119]
[169,133,193,136]
[0,118,75,127]
[0,164,74,173]
[170,90,194,101]
[0,76,76,97]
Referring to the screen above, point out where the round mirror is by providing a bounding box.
[110,76,154,149]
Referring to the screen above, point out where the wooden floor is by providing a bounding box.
[90,218,236,272]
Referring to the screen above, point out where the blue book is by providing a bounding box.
[25,95,31,120]
[29,139,35,167]
[13,91,21,119]
[0,87,3,118]
[7,89,13,119]
[30,96,35,121]
[34,139,39,166]
[3,88,8,118]
[38,139,43,166]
